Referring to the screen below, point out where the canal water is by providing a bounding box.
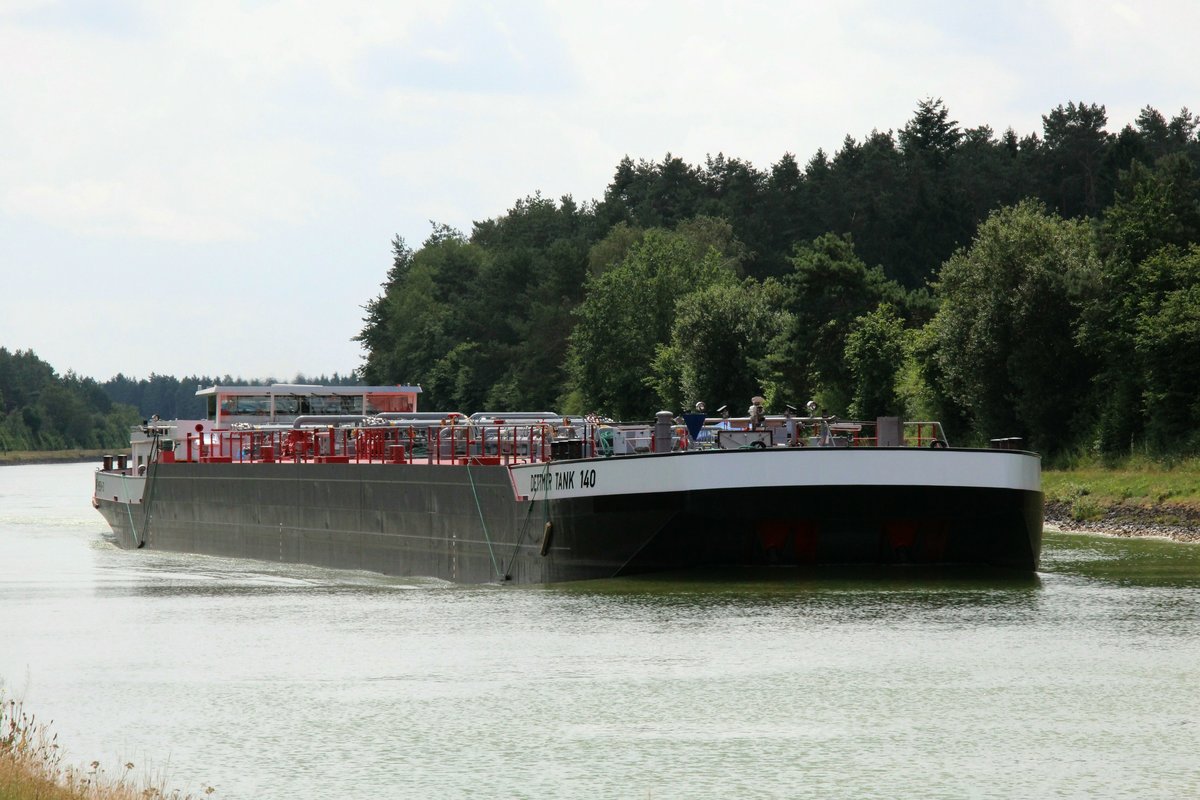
[2,462,1199,799]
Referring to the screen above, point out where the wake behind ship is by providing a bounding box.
[93,384,1043,583]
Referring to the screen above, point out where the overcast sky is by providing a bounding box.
[1,0,1196,382]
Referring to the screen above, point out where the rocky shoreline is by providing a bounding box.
[1044,500,1200,543]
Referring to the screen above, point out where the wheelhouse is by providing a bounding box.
[198,384,422,427]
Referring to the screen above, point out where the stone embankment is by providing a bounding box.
[1044,500,1200,543]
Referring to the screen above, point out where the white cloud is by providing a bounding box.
[0,2,431,243]
[1,0,1198,380]
[1034,0,1200,124]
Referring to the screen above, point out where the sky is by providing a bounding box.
[1,0,1197,382]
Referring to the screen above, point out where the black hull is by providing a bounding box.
[95,462,1042,584]
[551,485,1042,576]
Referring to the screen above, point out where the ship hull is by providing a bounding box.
[545,484,1042,575]
[97,463,554,583]
[94,449,1043,583]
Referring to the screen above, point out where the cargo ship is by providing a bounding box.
[92,384,1043,583]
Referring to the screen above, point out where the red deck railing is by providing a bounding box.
[164,419,948,466]
[179,423,581,466]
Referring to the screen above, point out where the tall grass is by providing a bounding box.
[1,697,209,800]
[1043,457,1200,508]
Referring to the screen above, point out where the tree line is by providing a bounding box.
[6,99,1196,461]
[0,353,358,452]
[0,348,138,451]
[358,99,1200,461]
[102,372,359,420]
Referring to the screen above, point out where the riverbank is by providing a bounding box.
[1044,500,1200,543]
[0,449,118,466]
[1043,459,1200,543]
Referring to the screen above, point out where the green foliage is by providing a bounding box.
[0,348,140,451]
[358,196,595,411]
[358,232,462,405]
[587,222,644,278]
[1041,456,1200,524]
[926,200,1100,452]
[763,233,905,413]
[1097,155,1200,265]
[1038,102,1113,218]
[899,97,961,167]
[893,323,952,428]
[844,303,907,419]
[650,279,789,412]
[566,224,742,418]
[1084,154,1200,454]
[602,154,706,230]
[424,341,484,411]
[1132,246,1200,451]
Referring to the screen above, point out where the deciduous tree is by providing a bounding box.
[927,200,1099,451]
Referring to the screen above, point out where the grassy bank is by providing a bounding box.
[1043,457,1200,528]
[0,450,119,466]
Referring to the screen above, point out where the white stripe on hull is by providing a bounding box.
[509,448,1041,501]
[93,471,146,504]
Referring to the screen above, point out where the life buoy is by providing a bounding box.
[750,440,767,450]
[930,439,947,449]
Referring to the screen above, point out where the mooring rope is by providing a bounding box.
[465,461,503,579]
[502,460,553,579]
[136,435,161,548]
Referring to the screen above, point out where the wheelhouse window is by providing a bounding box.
[307,395,362,414]
[220,395,270,415]
[273,396,300,415]
[365,393,415,413]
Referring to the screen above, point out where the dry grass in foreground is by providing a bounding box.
[2,698,211,800]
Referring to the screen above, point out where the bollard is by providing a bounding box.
[654,411,674,454]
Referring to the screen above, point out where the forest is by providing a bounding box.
[4,99,1198,461]
[0,351,356,452]
[357,99,1200,461]
[0,348,138,451]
